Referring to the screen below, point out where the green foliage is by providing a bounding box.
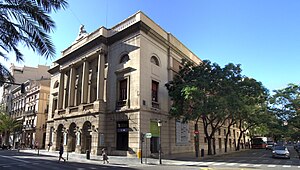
[0,109,22,145]
[0,113,22,133]
[269,84,300,121]
[0,0,68,85]
[166,59,269,153]
[267,84,300,140]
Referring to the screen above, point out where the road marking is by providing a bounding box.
[253,164,262,167]
[239,164,249,167]
[3,165,11,168]
[89,167,97,169]
[298,166,300,168]
[212,162,225,165]
[200,162,214,165]
[282,165,291,168]
[226,163,237,166]
[267,165,276,167]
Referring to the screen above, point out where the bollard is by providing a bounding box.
[86,150,90,159]
[201,149,204,157]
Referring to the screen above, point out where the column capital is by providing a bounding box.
[97,48,107,55]
[81,57,87,61]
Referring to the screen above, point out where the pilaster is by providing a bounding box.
[97,48,106,101]
[58,72,65,109]
[81,59,89,104]
[68,67,76,107]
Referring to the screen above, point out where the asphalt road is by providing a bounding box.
[0,146,299,170]
[0,150,135,170]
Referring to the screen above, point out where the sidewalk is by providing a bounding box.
[19,148,249,166]
[19,149,164,166]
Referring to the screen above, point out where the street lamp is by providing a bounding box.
[157,120,162,165]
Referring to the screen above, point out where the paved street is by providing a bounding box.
[0,146,299,170]
[0,150,138,170]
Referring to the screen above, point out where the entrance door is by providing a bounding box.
[116,121,128,150]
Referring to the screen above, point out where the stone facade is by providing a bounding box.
[46,11,246,157]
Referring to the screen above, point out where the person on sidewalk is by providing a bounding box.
[102,148,109,164]
[58,143,66,162]
[47,142,52,151]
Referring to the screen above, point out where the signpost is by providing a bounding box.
[145,133,151,164]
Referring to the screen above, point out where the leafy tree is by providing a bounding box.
[269,84,300,129]
[0,112,22,146]
[234,78,269,150]
[0,0,68,85]
[221,63,243,152]
[166,60,247,155]
[267,84,300,142]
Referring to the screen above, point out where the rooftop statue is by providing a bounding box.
[75,24,88,42]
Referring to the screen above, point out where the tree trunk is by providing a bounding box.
[236,132,243,151]
[207,137,213,155]
[224,132,229,152]
[194,124,199,157]
[213,138,216,155]
[4,131,9,146]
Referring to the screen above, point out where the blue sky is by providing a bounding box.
[4,0,300,92]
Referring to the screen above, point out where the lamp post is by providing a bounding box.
[157,120,162,165]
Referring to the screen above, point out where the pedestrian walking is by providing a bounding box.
[58,143,66,162]
[47,142,52,151]
[102,148,109,164]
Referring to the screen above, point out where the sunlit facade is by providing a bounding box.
[46,11,245,157]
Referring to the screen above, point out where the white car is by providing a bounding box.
[272,146,290,159]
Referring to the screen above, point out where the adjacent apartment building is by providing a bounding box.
[46,11,243,157]
[1,64,50,148]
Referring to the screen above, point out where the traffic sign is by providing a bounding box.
[145,133,152,138]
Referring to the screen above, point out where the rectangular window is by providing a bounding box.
[119,79,127,101]
[152,81,159,102]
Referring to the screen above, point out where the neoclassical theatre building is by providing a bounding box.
[46,11,222,157]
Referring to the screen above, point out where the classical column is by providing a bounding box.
[58,72,65,109]
[97,49,106,101]
[68,67,76,107]
[81,60,89,104]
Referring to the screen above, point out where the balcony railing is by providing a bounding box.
[116,100,127,108]
[152,101,160,109]
[23,124,35,130]
[25,110,37,114]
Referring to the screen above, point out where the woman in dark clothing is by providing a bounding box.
[102,148,109,164]
[58,143,66,162]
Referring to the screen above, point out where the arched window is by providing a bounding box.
[150,56,159,66]
[53,81,59,88]
[120,54,129,63]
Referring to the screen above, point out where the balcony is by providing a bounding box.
[25,110,37,115]
[151,101,160,109]
[23,124,35,131]
[117,100,127,107]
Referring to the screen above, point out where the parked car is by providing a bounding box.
[272,145,290,159]
[266,141,275,150]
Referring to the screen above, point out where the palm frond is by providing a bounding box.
[0,64,14,86]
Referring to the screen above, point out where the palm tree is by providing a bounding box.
[0,113,22,146]
[0,0,68,85]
